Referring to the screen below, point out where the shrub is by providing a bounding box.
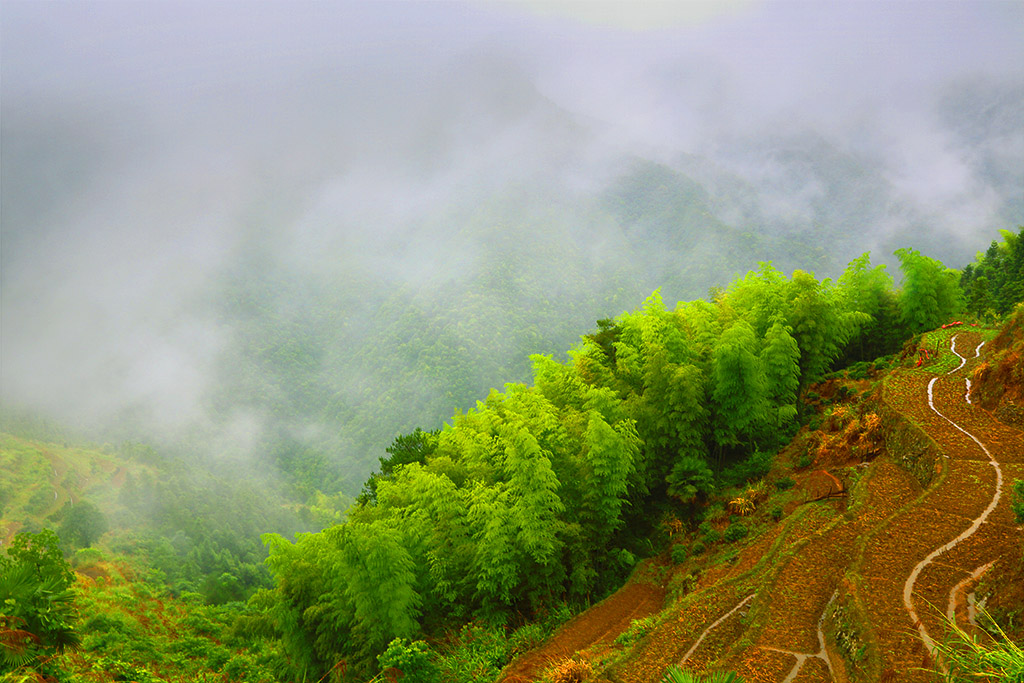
[720,451,774,488]
[508,621,545,657]
[770,506,784,522]
[846,362,871,380]
[774,477,795,491]
[615,615,656,647]
[702,528,722,545]
[436,623,507,683]
[671,544,689,564]
[378,638,441,683]
[615,548,637,569]
[73,547,104,567]
[724,522,748,543]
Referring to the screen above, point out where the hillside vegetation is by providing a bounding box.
[2,229,1022,683]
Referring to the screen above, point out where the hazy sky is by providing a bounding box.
[2,0,1022,454]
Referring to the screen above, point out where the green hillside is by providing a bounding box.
[2,229,1022,683]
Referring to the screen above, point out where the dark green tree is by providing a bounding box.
[56,501,108,549]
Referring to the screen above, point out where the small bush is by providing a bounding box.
[720,451,774,488]
[774,477,795,491]
[770,506,784,522]
[73,547,104,567]
[615,548,637,569]
[702,528,722,545]
[378,638,441,683]
[702,503,726,522]
[509,622,545,657]
[437,622,509,683]
[615,616,656,647]
[846,362,871,380]
[796,454,813,470]
[663,665,746,682]
[724,522,748,543]
[671,544,689,564]
[691,541,706,555]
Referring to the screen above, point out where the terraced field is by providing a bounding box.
[500,329,1023,683]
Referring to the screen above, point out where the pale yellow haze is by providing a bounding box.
[496,0,755,30]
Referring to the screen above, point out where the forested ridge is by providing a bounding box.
[4,228,1021,683]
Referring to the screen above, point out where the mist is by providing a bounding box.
[2,0,1022,492]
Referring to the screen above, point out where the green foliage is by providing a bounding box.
[615,615,657,647]
[774,477,795,491]
[785,270,867,393]
[723,521,749,543]
[1012,480,1024,525]
[720,451,773,488]
[760,315,801,433]
[378,638,441,683]
[54,500,108,549]
[89,657,162,683]
[0,530,79,675]
[666,456,715,504]
[930,609,1024,682]
[360,428,439,504]
[836,252,903,363]
[671,544,689,564]
[961,227,1024,318]
[662,665,745,682]
[436,622,510,683]
[713,320,767,450]
[896,247,963,333]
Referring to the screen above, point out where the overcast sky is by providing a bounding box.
[2,0,1023,447]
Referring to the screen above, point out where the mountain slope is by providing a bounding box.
[499,325,1023,683]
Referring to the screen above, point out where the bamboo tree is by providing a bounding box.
[760,314,801,433]
[712,319,767,451]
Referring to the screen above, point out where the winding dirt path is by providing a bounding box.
[760,591,837,683]
[855,331,1023,681]
[903,336,1004,663]
[680,593,756,665]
